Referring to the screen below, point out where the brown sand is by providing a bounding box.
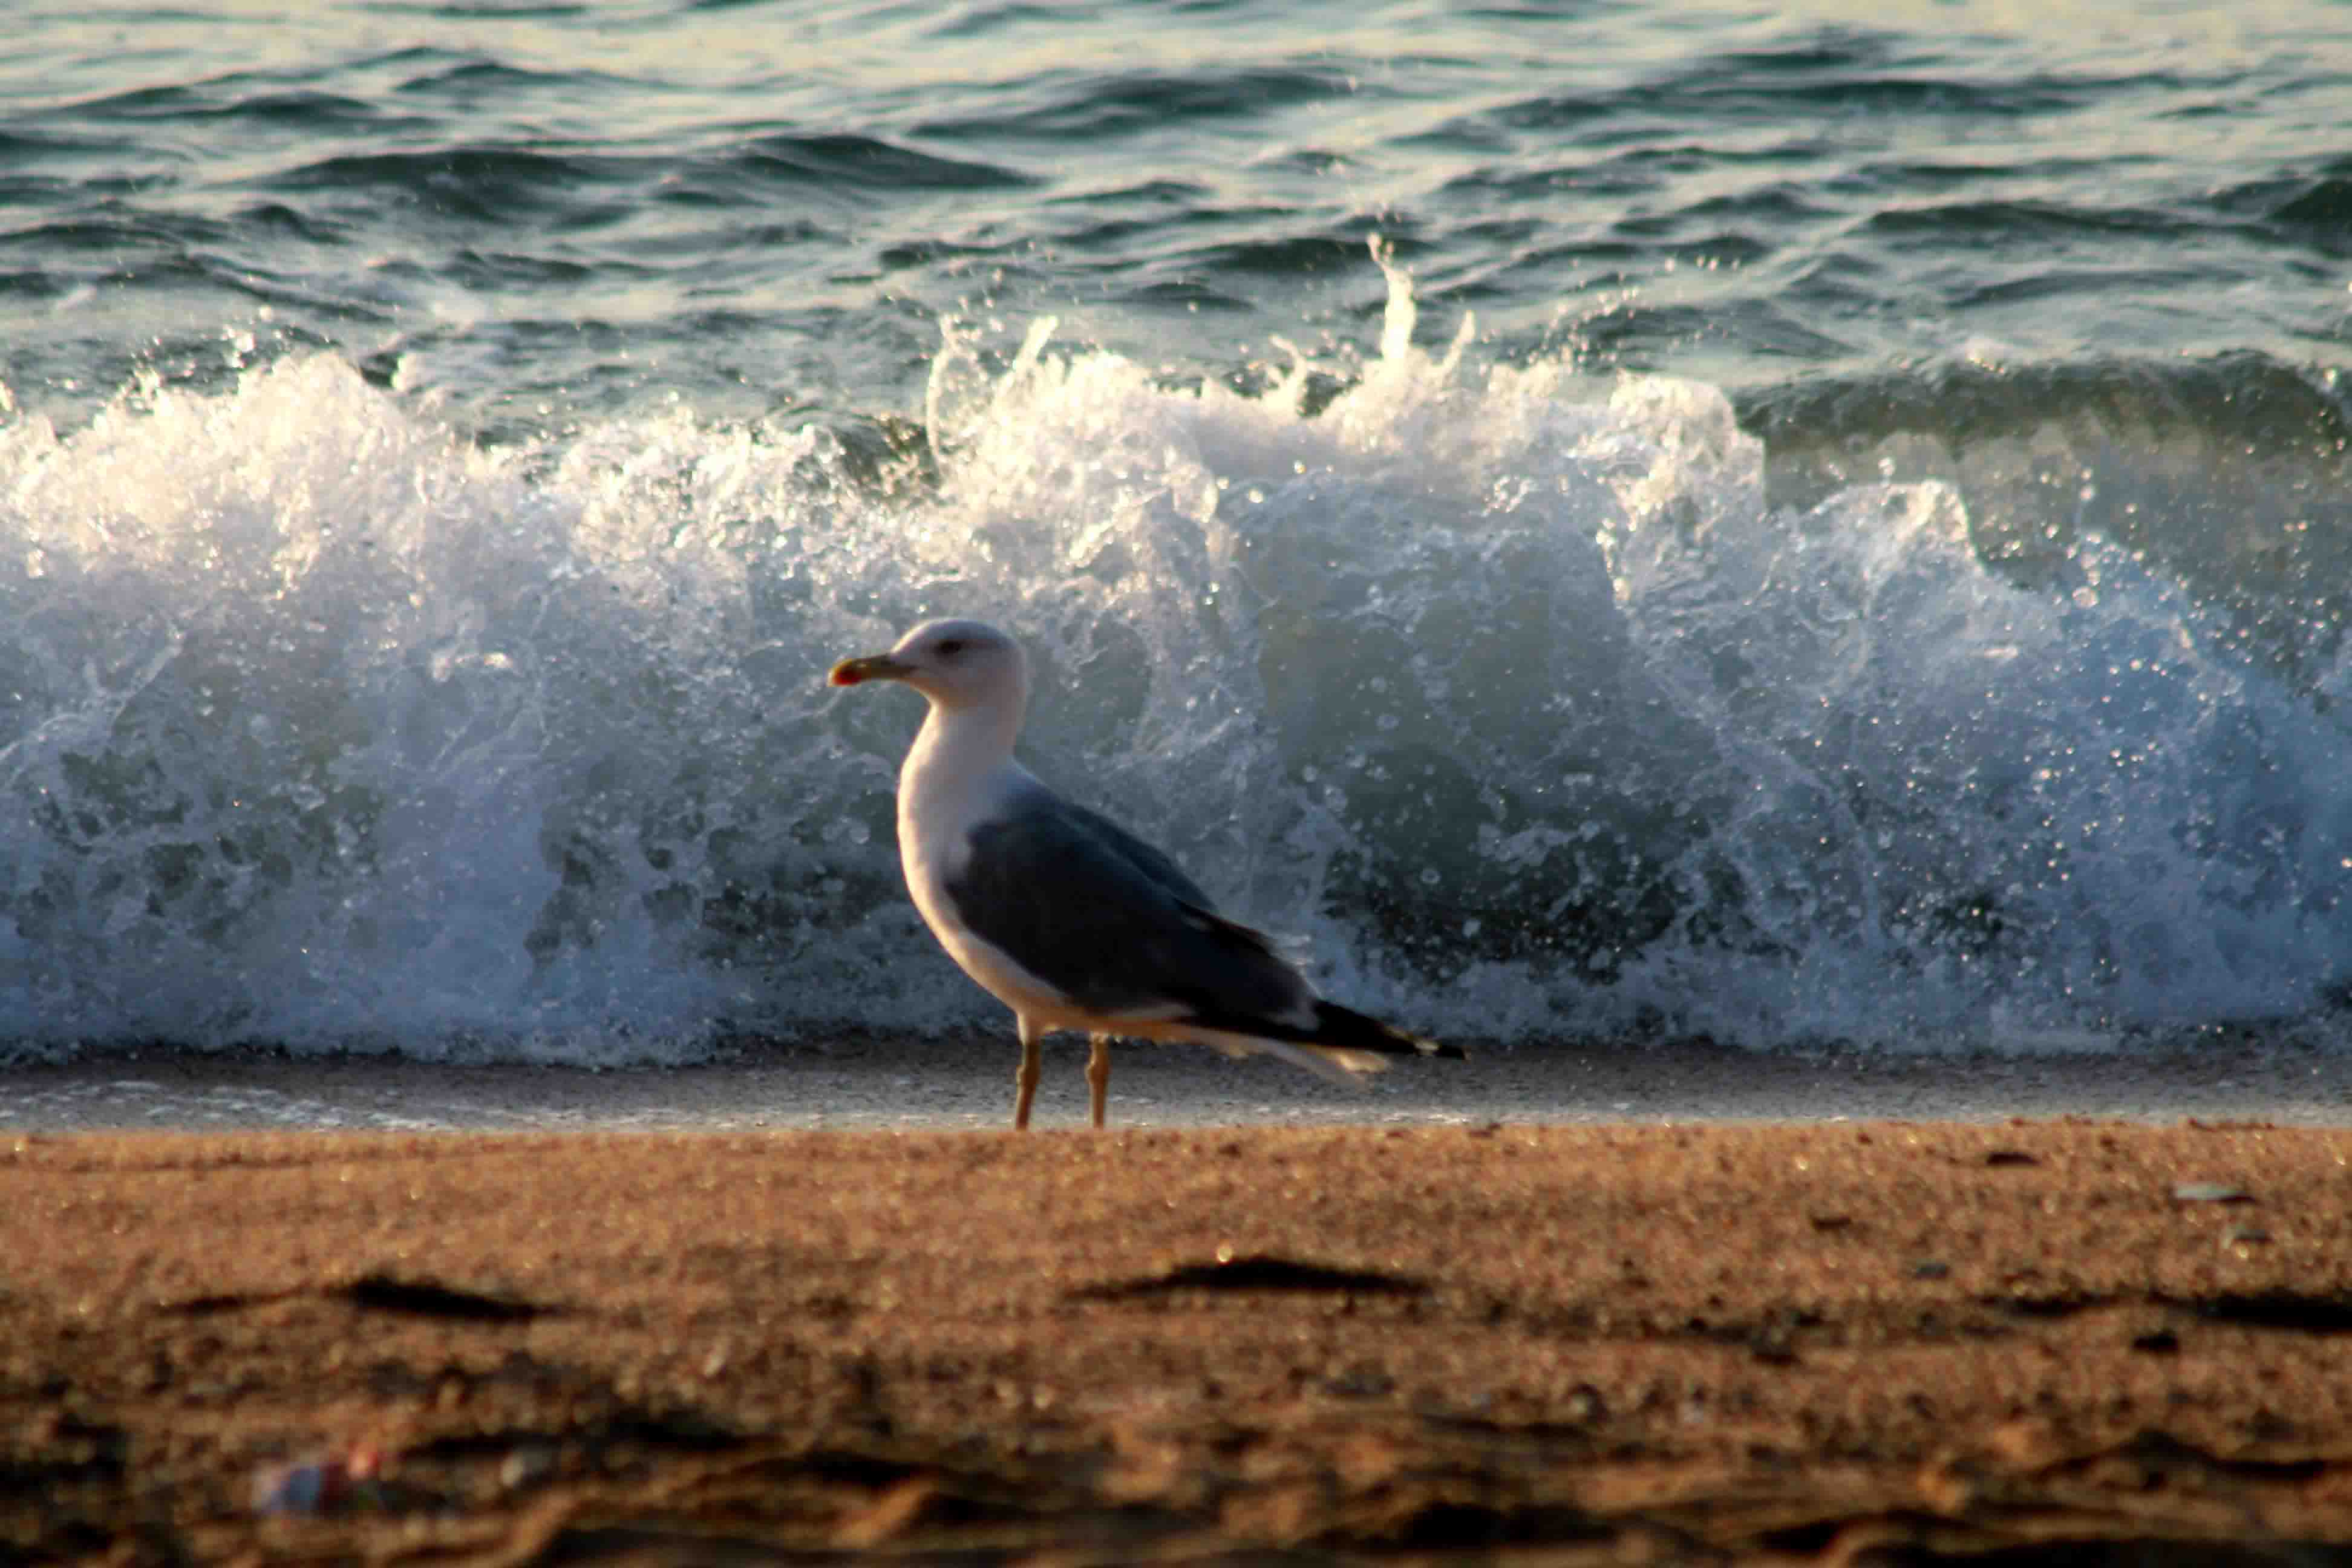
[7,1119,2352,1564]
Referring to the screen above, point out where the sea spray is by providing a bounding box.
[2,260,2348,1062]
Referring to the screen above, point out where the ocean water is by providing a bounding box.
[3,0,2351,1067]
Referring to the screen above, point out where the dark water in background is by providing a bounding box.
[3,0,2351,1063]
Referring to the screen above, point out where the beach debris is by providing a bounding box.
[2170,1181,2254,1203]
[250,1444,382,1515]
[1909,1261,1950,1280]
[1983,1149,2039,1167]
[498,1443,557,1491]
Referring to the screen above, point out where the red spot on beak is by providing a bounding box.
[829,655,908,687]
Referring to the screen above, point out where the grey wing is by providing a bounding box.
[1050,799,1214,909]
[944,792,1311,1025]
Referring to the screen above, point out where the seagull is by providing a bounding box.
[828,618,1461,1129]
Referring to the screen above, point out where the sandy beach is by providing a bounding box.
[8,1065,2352,1563]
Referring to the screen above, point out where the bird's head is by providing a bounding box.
[828,618,1029,714]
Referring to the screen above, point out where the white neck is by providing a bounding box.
[900,691,1025,827]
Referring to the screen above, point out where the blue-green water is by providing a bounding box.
[2,1,2350,1062]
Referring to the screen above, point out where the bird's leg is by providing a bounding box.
[1086,1033,1112,1129]
[1013,1015,1045,1131]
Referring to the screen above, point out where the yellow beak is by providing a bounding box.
[828,653,916,687]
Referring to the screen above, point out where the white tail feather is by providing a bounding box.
[1184,1028,1386,1086]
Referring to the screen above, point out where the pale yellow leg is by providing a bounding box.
[1086,1033,1112,1129]
[1013,1015,1044,1131]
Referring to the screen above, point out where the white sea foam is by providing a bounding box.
[2,260,2348,1063]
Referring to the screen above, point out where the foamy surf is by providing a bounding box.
[3,255,2348,1063]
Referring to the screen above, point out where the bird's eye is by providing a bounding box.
[936,639,964,657]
